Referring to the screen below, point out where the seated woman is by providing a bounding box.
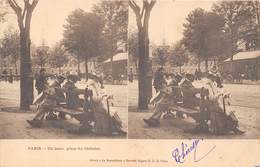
[144,73,203,127]
[27,75,66,127]
[73,73,126,135]
[45,75,67,120]
[63,75,83,109]
[144,73,174,127]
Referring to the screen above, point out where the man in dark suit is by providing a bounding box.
[153,67,165,92]
[35,68,48,94]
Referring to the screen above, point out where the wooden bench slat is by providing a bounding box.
[169,105,199,114]
[53,107,83,116]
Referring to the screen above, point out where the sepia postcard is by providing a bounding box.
[0,0,260,166]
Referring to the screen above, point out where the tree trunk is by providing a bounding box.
[77,54,80,76]
[256,1,259,25]
[59,66,61,74]
[230,26,238,76]
[85,56,88,81]
[138,29,152,110]
[205,58,208,73]
[110,56,113,79]
[129,1,155,110]
[179,65,182,73]
[110,27,117,81]
[135,58,138,77]
[198,57,201,71]
[7,0,39,111]
[14,61,18,75]
[20,30,33,110]
[14,61,18,80]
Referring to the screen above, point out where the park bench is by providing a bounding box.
[52,106,83,117]
[49,89,125,136]
[161,85,244,134]
[159,86,211,125]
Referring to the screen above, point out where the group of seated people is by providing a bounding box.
[144,67,223,127]
[27,74,98,128]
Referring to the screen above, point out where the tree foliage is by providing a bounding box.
[63,9,103,57]
[212,1,255,55]
[169,42,189,73]
[182,8,227,71]
[49,43,69,74]
[32,44,49,68]
[93,0,128,57]
[63,9,104,78]
[152,46,169,67]
[0,27,20,70]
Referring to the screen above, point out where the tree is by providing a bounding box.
[7,0,39,110]
[212,1,253,59]
[169,42,189,73]
[238,1,260,50]
[129,0,156,110]
[182,8,226,72]
[32,41,49,68]
[93,1,128,77]
[203,12,230,63]
[0,27,20,75]
[63,9,104,80]
[49,43,69,74]
[246,0,260,26]
[63,9,84,76]
[152,46,169,67]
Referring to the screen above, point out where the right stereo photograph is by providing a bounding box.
[127,0,260,139]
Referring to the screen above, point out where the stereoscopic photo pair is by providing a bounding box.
[0,0,259,139]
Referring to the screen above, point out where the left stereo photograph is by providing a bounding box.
[0,0,128,139]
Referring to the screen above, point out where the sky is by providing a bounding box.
[129,0,215,45]
[1,0,215,47]
[1,0,98,46]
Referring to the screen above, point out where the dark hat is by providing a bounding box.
[40,68,46,73]
[57,75,65,81]
[158,67,164,71]
[185,73,194,81]
[67,74,81,82]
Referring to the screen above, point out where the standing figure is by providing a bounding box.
[8,70,13,83]
[35,68,48,94]
[153,67,165,92]
[128,68,134,83]
[195,69,201,80]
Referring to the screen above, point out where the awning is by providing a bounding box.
[103,52,128,63]
[224,50,260,62]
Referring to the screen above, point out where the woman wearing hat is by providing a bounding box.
[45,75,67,120]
